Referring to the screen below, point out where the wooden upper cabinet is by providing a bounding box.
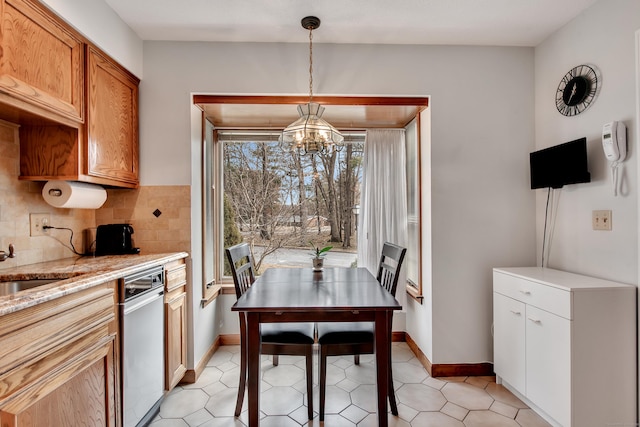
[0,0,84,123]
[18,27,140,187]
[86,46,139,186]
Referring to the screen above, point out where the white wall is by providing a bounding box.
[421,47,536,364]
[534,0,639,285]
[141,41,536,366]
[41,0,143,78]
[30,0,639,374]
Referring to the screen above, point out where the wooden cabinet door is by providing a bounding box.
[525,305,571,427]
[86,46,139,186]
[165,291,187,390]
[0,0,83,122]
[0,336,117,427]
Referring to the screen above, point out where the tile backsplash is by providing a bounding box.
[0,120,191,271]
[96,185,191,254]
[0,121,94,270]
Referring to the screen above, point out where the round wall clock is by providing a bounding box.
[555,64,600,117]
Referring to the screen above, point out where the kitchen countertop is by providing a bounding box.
[0,252,189,316]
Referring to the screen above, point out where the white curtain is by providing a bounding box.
[358,129,409,283]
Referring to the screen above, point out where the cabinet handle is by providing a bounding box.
[519,290,531,295]
[510,310,521,316]
[527,317,541,324]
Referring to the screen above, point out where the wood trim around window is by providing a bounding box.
[197,94,429,298]
[193,94,429,107]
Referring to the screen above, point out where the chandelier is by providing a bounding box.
[281,16,344,155]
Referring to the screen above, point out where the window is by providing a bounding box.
[405,118,424,302]
[196,94,429,300]
[214,130,363,280]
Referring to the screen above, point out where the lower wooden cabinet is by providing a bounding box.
[0,281,119,427]
[164,260,188,390]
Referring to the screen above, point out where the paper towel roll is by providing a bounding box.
[42,180,107,209]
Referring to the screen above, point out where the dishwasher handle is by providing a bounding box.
[124,290,164,315]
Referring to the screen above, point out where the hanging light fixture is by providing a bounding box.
[281,16,344,155]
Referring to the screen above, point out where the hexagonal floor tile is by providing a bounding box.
[441,382,493,411]
[463,410,520,426]
[160,388,210,419]
[204,387,240,417]
[396,383,447,412]
[262,363,305,387]
[322,385,352,415]
[412,411,464,427]
[391,360,428,384]
[344,362,376,385]
[260,386,303,415]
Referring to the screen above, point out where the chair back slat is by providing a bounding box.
[225,243,256,299]
[376,242,407,297]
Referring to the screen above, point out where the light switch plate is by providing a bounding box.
[592,210,612,231]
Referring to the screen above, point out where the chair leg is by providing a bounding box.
[272,354,279,366]
[388,362,398,416]
[305,346,314,419]
[354,354,360,365]
[319,346,327,421]
[235,318,247,417]
[387,320,398,416]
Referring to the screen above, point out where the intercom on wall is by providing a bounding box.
[602,121,627,196]
[602,121,626,162]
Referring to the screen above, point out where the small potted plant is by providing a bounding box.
[310,243,333,271]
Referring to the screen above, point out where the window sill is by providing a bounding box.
[201,284,222,308]
[406,283,423,304]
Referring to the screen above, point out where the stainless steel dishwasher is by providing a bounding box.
[120,266,165,427]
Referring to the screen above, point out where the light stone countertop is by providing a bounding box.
[0,252,189,316]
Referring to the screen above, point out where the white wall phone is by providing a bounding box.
[602,121,627,196]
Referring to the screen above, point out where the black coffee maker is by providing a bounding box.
[95,224,140,255]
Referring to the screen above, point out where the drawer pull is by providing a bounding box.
[527,317,541,324]
[519,290,532,295]
[510,310,522,316]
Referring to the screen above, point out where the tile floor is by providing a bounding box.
[151,343,552,427]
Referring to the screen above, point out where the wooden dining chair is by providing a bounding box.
[316,242,407,421]
[226,243,315,419]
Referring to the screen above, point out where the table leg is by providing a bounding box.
[246,312,261,426]
[374,311,389,427]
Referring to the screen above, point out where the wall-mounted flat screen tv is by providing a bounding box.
[529,137,590,189]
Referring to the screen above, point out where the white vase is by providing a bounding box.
[312,257,324,271]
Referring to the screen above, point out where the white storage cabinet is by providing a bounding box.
[493,267,636,427]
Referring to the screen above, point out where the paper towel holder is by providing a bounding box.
[42,180,108,209]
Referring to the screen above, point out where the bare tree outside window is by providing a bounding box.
[222,132,363,273]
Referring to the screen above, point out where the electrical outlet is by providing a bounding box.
[30,213,50,236]
[592,210,612,231]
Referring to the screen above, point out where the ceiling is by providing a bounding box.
[104,0,597,47]
[104,0,598,129]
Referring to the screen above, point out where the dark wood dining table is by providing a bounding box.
[231,266,401,427]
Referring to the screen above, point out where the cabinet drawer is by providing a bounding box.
[494,272,572,319]
[165,262,186,293]
[166,264,186,286]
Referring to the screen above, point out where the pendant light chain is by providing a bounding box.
[308,26,313,103]
[280,16,344,155]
